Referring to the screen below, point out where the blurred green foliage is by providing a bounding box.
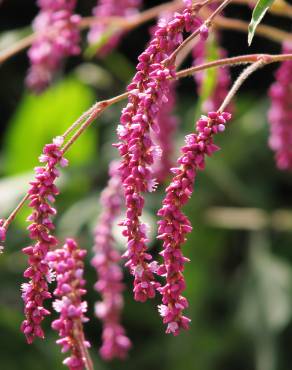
[4,77,96,175]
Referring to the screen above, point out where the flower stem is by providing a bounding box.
[218,59,266,112]
[0,33,36,65]
[61,92,128,154]
[74,321,95,370]
[176,53,292,79]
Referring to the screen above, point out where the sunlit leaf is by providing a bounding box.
[248,0,276,45]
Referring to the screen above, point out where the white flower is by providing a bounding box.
[158,304,169,317]
[53,136,64,147]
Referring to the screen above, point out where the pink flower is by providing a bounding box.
[157,111,232,335]
[115,3,203,303]
[21,136,68,344]
[91,161,131,360]
[88,0,142,56]
[26,0,80,92]
[268,42,292,170]
[47,238,90,370]
[0,219,6,253]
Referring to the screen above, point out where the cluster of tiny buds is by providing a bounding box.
[92,161,131,360]
[268,42,292,170]
[157,111,231,335]
[27,0,80,92]
[116,0,206,304]
[21,136,68,343]
[47,238,91,370]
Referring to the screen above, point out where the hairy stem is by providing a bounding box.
[0,33,36,65]
[74,321,95,370]
[219,59,266,112]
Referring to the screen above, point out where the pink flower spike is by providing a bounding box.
[116,2,204,302]
[268,42,292,170]
[48,238,91,370]
[26,0,80,92]
[21,137,68,344]
[157,111,231,335]
[92,161,131,360]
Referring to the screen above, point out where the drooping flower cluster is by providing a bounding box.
[157,111,232,335]
[26,0,80,92]
[268,42,292,170]
[92,161,131,360]
[88,0,142,56]
[192,35,232,112]
[115,2,204,302]
[21,136,68,344]
[47,238,91,370]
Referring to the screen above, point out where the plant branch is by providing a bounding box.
[2,53,292,231]
[219,59,266,112]
[0,33,35,65]
[176,53,292,79]
[1,0,290,66]
[61,92,128,154]
[0,0,182,66]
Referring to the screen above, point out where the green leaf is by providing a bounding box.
[4,77,96,175]
[248,0,276,46]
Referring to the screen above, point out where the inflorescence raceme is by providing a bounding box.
[27,0,81,92]
[1,0,292,368]
[92,161,131,360]
[268,42,292,171]
[115,1,207,304]
[21,136,68,343]
[47,238,91,370]
[157,111,231,335]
